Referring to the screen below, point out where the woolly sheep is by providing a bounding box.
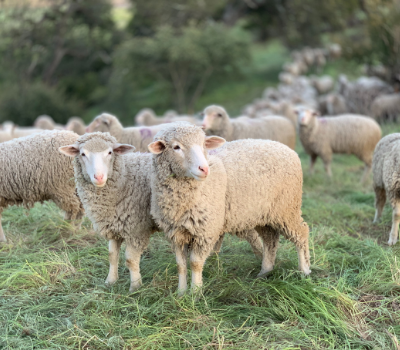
[34,115,63,130]
[0,130,84,243]
[311,75,334,95]
[135,108,198,126]
[59,132,263,291]
[148,122,311,294]
[371,93,400,122]
[202,105,296,150]
[296,108,382,181]
[66,117,86,135]
[318,93,348,116]
[86,113,169,152]
[372,133,400,245]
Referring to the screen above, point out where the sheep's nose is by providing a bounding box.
[198,165,209,176]
[94,174,104,181]
[201,124,206,129]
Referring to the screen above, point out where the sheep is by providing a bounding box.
[148,122,311,294]
[86,113,168,152]
[318,93,348,116]
[296,108,382,181]
[372,133,400,245]
[135,108,199,126]
[279,72,295,85]
[328,43,342,59]
[311,75,334,95]
[371,93,400,122]
[0,130,84,243]
[202,105,296,150]
[34,115,63,130]
[66,117,86,135]
[59,132,264,291]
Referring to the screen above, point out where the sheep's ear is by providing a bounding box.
[205,136,225,150]
[312,110,320,117]
[148,140,166,154]
[113,143,135,155]
[59,145,80,157]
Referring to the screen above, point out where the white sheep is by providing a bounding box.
[66,117,86,135]
[34,115,64,130]
[371,93,400,122]
[148,122,311,294]
[372,133,400,245]
[0,130,84,242]
[202,105,296,150]
[86,113,168,152]
[296,108,382,181]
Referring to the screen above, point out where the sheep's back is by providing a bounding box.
[0,130,78,207]
[213,139,303,232]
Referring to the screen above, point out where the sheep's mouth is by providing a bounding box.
[92,180,107,188]
[190,172,208,181]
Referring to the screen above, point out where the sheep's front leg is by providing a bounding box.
[105,239,122,285]
[190,247,212,292]
[175,244,188,296]
[388,202,400,246]
[257,226,279,277]
[309,154,317,175]
[0,209,6,242]
[373,187,386,223]
[125,244,144,292]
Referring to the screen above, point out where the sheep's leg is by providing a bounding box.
[296,239,312,275]
[256,226,279,277]
[125,243,144,292]
[388,202,400,246]
[190,248,212,292]
[213,234,224,254]
[243,229,263,258]
[0,209,6,243]
[175,244,188,296]
[322,157,332,177]
[373,187,386,223]
[309,154,317,175]
[361,164,372,183]
[105,239,123,285]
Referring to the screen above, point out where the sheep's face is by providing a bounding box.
[149,125,225,181]
[86,114,114,133]
[296,109,318,126]
[59,138,135,187]
[202,106,228,131]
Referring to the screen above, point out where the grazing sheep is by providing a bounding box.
[86,113,168,152]
[372,133,400,245]
[34,115,63,130]
[371,93,400,122]
[297,108,381,181]
[0,130,84,243]
[66,117,86,135]
[59,132,263,291]
[202,105,296,150]
[149,122,311,294]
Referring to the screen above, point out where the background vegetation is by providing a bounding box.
[1,0,400,125]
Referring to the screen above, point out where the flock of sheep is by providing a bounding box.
[1,43,400,294]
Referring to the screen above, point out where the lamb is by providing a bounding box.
[0,130,84,243]
[86,113,169,152]
[148,122,311,294]
[296,108,382,181]
[371,93,400,122]
[202,105,296,150]
[372,133,400,245]
[59,132,263,291]
[66,117,86,135]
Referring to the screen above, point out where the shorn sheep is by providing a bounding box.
[86,113,168,152]
[372,133,400,245]
[149,122,310,294]
[202,105,296,150]
[296,108,382,181]
[59,132,263,292]
[0,130,84,242]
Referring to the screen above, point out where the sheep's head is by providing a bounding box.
[148,122,225,181]
[201,105,229,131]
[59,132,135,187]
[295,108,319,126]
[86,113,118,133]
[135,108,156,126]
[34,115,55,130]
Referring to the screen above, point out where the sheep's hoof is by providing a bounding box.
[257,269,273,278]
[105,276,118,286]
[302,268,312,276]
[177,289,187,298]
[388,239,398,246]
[0,238,7,243]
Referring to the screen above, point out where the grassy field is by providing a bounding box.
[1,123,400,349]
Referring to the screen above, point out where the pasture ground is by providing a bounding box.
[1,124,400,349]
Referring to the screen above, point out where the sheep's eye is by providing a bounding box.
[217,113,222,117]
[81,153,86,157]
[173,145,180,150]
[108,151,112,155]
[103,121,108,125]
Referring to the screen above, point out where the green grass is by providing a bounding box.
[2,125,400,349]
